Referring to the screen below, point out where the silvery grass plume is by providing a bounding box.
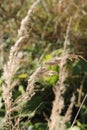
[13,66,47,109]
[2,35,29,128]
[2,0,41,128]
[18,0,41,37]
[60,94,76,130]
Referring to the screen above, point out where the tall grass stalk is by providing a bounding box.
[2,0,41,128]
[48,18,75,130]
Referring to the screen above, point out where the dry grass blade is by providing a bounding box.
[70,94,87,130]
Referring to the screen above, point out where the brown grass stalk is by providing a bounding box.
[48,18,73,130]
[60,94,75,130]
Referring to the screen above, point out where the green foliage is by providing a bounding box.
[67,126,81,130]
[0,0,87,129]
[73,60,87,75]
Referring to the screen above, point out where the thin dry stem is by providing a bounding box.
[70,94,87,130]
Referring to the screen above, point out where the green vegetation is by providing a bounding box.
[0,0,87,130]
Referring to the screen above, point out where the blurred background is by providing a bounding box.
[0,0,87,129]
